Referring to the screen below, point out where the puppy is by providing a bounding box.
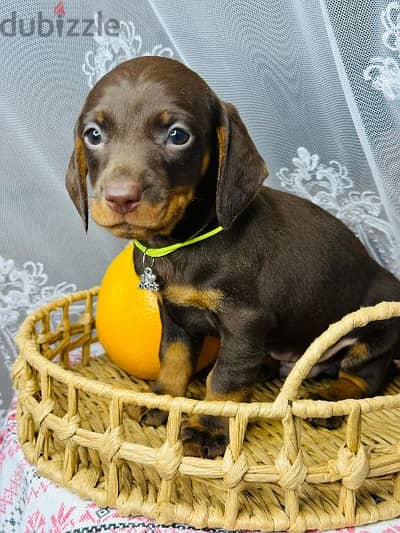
[66,56,400,458]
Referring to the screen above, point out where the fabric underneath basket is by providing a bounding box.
[0,401,400,533]
[1,397,400,533]
[9,350,400,532]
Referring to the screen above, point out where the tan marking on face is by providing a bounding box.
[158,341,192,396]
[90,198,124,225]
[95,111,104,124]
[160,111,171,125]
[109,225,156,240]
[163,286,223,311]
[90,186,194,238]
[201,151,210,176]
[129,186,194,236]
[205,371,251,402]
[75,137,87,178]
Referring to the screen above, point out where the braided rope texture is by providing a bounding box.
[12,288,400,532]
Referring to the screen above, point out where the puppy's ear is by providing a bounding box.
[215,101,268,229]
[65,125,88,231]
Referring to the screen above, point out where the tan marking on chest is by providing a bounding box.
[163,285,224,311]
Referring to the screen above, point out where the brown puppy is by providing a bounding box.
[66,56,400,458]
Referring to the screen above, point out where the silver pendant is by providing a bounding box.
[138,266,160,292]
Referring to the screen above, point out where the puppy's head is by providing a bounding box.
[66,56,267,238]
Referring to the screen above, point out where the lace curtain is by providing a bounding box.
[1,0,399,425]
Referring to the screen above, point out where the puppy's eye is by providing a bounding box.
[167,127,190,146]
[84,127,103,147]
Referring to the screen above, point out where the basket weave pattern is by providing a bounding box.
[12,288,400,532]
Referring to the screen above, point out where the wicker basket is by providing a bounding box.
[12,288,400,532]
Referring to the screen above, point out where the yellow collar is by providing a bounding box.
[133,225,224,258]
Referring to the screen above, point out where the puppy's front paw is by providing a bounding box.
[124,404,145,421]
[307,388,344,429]
[141,408,168,426]
[181,415,228,458]
[125,405,168,427]
[308,414,344,429]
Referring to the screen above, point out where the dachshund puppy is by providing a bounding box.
[66,56,400,458]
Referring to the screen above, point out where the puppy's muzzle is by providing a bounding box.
[104,181,143,215]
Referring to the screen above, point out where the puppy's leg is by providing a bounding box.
[182,313,266,458]
[181,369,252,458]
[310,323,398,428]
[126,305,202,426]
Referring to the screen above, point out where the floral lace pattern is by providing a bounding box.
[276,147,400,276]
[0,255,82,367]
[364,2,400,101]
[83,13,174,87]
[0,255,85,427]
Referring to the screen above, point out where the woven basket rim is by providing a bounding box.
[13,288,400,532]
[14,289,400,420]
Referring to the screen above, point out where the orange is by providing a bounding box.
[96,242,220,380]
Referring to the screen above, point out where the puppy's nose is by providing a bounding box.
[105,182,143,215]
